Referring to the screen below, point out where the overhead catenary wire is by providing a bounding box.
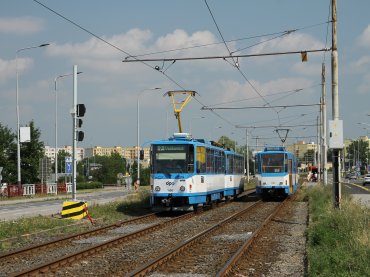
[34,0,332,135]
[207,84,320,108]
[124,30,296,60]
[122,48,330,63]
[203,103,321,110]
[32,0,236,128]
[123,21,330,60]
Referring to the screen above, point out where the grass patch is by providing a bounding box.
[0,215,88,251]
[245,177,257,190]
[88,189,151,223]
[0,189,152,251]
[304,185,370,277]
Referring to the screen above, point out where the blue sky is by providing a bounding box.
[1,0,370,150]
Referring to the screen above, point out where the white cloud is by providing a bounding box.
[357,25,370,48]
[357,72,370,94]
[46,28,233,76]
[212,77,314,108]
[155,29,225,56]
[255,32,324,53]
[0,58,33,84]
[350,56,370,72]
[0,16,44,34]
[292,62,322,76]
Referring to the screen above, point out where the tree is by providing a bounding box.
[346,139,369,172]
[83,153,126,184]
[0,123,16,183]
[20,121,45,183]
[217,136,237,150]
[303,149,315,165]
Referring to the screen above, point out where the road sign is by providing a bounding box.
[65,157,72,174]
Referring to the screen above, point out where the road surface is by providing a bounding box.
[0,186,134,221]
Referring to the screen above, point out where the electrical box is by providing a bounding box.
[328,120,344,149]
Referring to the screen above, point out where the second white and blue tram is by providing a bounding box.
[150,133,244,211]
[255,146,299,198]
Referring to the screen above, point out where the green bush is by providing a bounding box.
[306,185,370,277]
[76,181,103,190]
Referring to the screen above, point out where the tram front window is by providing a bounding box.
[152,145,192,174]
[261,153,284,173]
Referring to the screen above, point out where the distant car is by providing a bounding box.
[363,174,370,186]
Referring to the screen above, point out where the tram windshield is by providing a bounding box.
[261,153,285,173]
[151,144,193,174]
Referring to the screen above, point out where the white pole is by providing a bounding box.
[246,128,250,182]
[72,65,78,201]
[16,51,21,185]
[15,43,49,186]
[54,78,58,193]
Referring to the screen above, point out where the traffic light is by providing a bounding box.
[77,119,83,128]
[140,150,144,160]
[77,104,86,117]
[76,104,85,141]
[77,131,84,142]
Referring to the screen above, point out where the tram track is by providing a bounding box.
[1,212,189,277]
[127,199,282,276]
[4,191,256,276]
[217,193,298,276]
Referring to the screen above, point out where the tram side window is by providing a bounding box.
[236,156,243,174]
[284,154,288,172]
[187,145,194,173]
[228,155,234,174]
[215,150,225,174]
[196,146,206,173]
[206,148,215,173]
[255,155,260,174]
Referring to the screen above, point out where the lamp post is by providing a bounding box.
[54,71,82,189]
[137,87,161,186]
[16,43,49,185]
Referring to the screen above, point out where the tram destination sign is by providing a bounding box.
[157,145,186,152]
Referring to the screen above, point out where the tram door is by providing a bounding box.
[288,159,293,193]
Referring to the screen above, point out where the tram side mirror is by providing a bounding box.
[140,150,144,160]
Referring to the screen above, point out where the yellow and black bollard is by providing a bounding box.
[61,201,94,224]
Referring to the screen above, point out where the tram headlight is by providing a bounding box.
[180,186,185,191]
[154,186,161,192]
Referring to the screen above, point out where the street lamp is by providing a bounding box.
[54,71,82,189]
[137,87,161,186]
[16,43,49,185]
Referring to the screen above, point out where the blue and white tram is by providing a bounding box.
[255,146,298,198]
[224,150,244,197]
[150,133,244,211]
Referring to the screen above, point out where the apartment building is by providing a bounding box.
[84,146,150,167]
[44,145,85,161]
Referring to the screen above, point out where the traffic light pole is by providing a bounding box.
[72,65,78,201]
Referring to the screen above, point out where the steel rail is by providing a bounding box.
[216,192,299,276]
[0,212,159,261]
[126,201,262,277]
[10,212,194,277]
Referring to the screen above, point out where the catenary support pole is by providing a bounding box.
[332,0,341,208]
[322,63,328,185]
